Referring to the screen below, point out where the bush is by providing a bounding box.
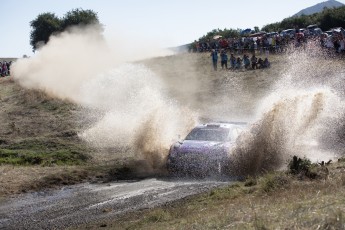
[260,173,290,193]
[287,155,330,180]
[288,155,312,175]
[244,176,257,187]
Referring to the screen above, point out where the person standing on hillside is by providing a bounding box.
[2,62,8,76]
[229,53,236,70]
[251,54,258,70]
[7,61,12,76]
[210,49,218,71]
[243,54,250,69]
[220,50,228,70]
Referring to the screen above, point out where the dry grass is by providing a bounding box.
[0,165,88,196]
[0,157,140,196]
[0,77,99,196]
[83,161,345,229]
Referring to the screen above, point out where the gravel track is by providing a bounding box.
[0,178,231,229]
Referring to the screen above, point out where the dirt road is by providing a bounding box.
[0,178,231,229]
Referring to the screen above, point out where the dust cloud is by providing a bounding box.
[11,25,197,171]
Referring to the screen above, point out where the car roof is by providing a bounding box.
[307,24,318,28]
[195,122,247,129]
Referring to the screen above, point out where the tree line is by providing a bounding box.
[30,8,101,52]
[262,5,345,32]
[195,6,345,43]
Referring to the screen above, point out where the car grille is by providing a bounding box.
[176,153,221,166]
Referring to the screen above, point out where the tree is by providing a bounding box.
[61,8,100,31]
[30,13,61,51]
[29,9,101,52]
[262,22,281,32]
[261,5,345,32]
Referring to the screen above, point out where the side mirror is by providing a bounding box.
[178,135,183,144]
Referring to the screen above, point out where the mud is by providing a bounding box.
[0,179,230,229]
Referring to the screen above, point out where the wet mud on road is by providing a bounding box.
[0,178,231,229]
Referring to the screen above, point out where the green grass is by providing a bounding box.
[0,138,89,166]
[258,172,290,193]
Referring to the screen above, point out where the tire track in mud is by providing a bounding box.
[0,178,231,229]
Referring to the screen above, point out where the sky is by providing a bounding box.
[2,0,345,58]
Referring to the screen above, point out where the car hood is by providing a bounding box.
[178,140,229,153]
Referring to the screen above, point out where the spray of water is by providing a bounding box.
[229,47,345,176]
[78,64,197,171]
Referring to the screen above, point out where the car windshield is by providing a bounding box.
[185,128,230,142]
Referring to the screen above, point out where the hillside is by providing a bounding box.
[294,0,344,16]
[2,48,344,196]
[2,49,345,228]
[0,78,96,195]
[0,52,284,196]
[0,78,90,164]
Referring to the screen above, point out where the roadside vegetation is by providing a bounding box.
[83,156,345,230]
[30,8,101,52]
[193,5,345,45]
[263,5,345,33]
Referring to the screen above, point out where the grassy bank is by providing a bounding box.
[82,159,345,229]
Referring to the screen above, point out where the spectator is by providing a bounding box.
[230,53,236,69]
[340,37,345,53]
[263,58,271,68]
[257,58,264,69]
[7,61,12,76]
[220,50,228,70]
[325,37,334,49]
[210,49,218,71]
[2,62,8,76]
[235,57,242,69]
[251,54,258,69]
[243,54,251,69]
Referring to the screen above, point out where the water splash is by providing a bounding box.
[229,48,345,177]
[79,64,197,171]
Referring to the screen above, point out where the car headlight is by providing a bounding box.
[169,142,181,157]
[213,146,229,159]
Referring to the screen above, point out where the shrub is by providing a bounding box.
[244,176,258,187]
[288,155,312,175]
[260,173,290,193]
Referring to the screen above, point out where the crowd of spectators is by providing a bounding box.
[196,26,345,71]
[0,61,12,77]
[211,49,270,71]
[320,29,345,53]
[196,34,290,55]
[192,27,345,56]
